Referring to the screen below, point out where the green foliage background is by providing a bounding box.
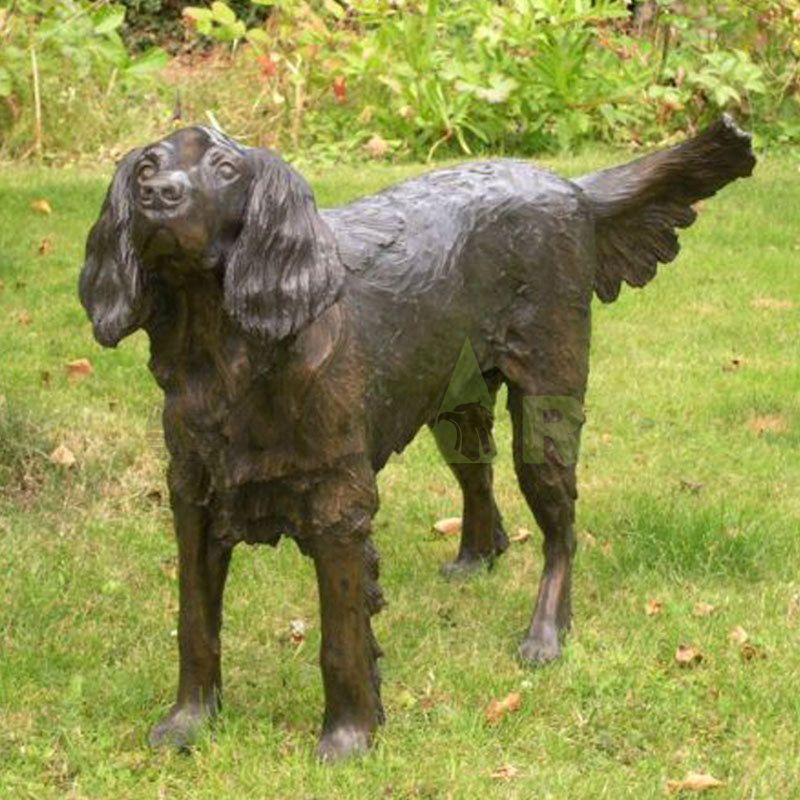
[0,0,799,162]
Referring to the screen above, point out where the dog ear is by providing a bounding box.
[224,149,344,340]
[79,148,150,348]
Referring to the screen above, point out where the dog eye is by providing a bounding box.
[217,161,238,180]
[137,162,157,182]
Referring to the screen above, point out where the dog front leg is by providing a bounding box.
[150,494,232,749]
[311,531,385,761]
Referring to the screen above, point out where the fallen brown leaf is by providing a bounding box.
[49,444,76,468]
[679,478,704,494]
[288,618,307,647]
[746,415,788,435]
[729,625,749,645]
[159,557,178,581]
[31,198,52,215]
[645,599,664,617]
[721,356,744,372]
[485,692,522,725]
[490,764,520,780]
[788,592,800,620]
[693,602,716,618]
[364,134,389,159]
[666,772,724,794]
[675,644,703,667]
[38,237,52,256]
[511,528,532,544]
[740,642,766,661]
[17,310,33,326]
[433,517,462,536]
[65,358,93,382]
[751,297,795,310]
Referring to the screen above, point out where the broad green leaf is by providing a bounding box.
[183,7,214,22]
[211,2,237,25]
[125,47,169,77]
[0,67,11,97]
[323,0,345,18]
[93,5,125,35]
[245,28,270,45]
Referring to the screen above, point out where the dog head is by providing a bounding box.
[79,126,343,347]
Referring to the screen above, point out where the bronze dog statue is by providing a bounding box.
[79,117,754,759]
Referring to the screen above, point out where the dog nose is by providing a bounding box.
[139,172,189,210]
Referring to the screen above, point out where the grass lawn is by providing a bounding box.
[1,147,798,799]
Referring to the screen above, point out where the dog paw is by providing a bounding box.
[316,724,372,762]
[517,629,562,665]
[440,554,491,579]
[149,702,213,751]
[493,524,510,556]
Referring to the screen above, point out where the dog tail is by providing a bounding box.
[576,114,756,303]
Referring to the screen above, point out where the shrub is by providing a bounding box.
[0,1,168,159]
[175,0,800,160]
[2,0,799,162]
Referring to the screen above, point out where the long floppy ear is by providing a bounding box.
[224,148,344,340]
[78,148,149,347]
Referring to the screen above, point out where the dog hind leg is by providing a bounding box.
[433,377,508,577]
[437,461,508,577]
[507,383,584,665]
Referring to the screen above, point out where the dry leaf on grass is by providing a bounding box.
[746,415,788,435]
[693,602,716,617]
[485,692,522,725]
[31,198,52,215]
[16,310,33,326]
[159,557,178,581]
[788,593,800,620]
[645,599,664,617]
[740,642,766,661]
[721,357,744,372]
[666,772,724,794]
[65,358,93,382]
[675,644,703,667]
[729,626,749,645]
[490,765,520,780]
[38,237,52,256]
[49,444,76,468]
[750,297,795,310]
[679,478,704,494]
[433,517,462,536]
[511,528,532,544]
[288,619,307,647]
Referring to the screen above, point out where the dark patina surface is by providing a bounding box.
[79,117,754,759]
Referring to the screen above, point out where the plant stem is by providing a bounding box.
[30,45,42,160]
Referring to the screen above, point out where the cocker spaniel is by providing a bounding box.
[79,117,754,759]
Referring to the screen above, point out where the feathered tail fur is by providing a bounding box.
[576,114,756,302]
